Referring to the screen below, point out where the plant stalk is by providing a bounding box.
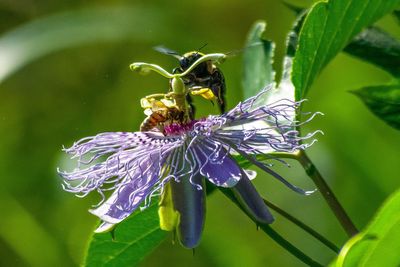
[263,198,340,253]
[220,188,324,266]
[296,150,358,237]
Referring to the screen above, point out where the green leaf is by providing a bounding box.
[84,204,167,267]
[352,84,400,130]
[344,27,400,77]
[293,0,400,100]
[331,188,400,267]
[282,1,306,16]
[242,20,275,99]
[241,16,305,109]
[272,11,307,104]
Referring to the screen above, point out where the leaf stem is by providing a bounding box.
[263,198,340,253]
[296,150,358,237]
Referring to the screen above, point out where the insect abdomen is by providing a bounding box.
[140,112,166,131]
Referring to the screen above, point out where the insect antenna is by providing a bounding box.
[196,43,208,53]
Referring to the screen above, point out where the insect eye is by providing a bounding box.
[180,58,189,70]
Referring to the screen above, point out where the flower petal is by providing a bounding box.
[64,131,168,157]
[191,139,241,187]
[89,154,162,226]
[231,171,274,224]
[192,86,321,155]
[170,174,206,249]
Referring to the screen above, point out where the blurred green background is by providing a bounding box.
[1,0,400,266]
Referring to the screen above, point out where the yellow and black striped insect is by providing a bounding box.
[154,46,226,114]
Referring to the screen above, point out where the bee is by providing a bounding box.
[140,95,185,132]
[154,46,226,114]
[140,110,168,132]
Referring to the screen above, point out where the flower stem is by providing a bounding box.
[296,150,358,237]
[219,188,324,266]
[263,198,340,253]
[258,224,323,267]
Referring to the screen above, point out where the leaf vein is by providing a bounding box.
[104,225,162,265]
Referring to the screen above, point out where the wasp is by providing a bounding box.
[139,94,185,132]
[154,46,226,114]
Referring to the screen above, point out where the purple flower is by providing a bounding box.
[58,87,320,247]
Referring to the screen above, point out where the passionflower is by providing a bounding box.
[58,53,320,248]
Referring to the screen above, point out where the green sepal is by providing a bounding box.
[158,182,179,232]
